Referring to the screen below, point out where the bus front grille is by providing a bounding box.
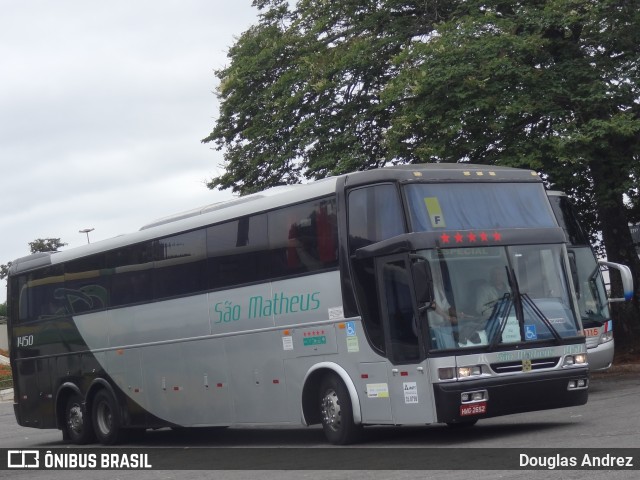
[490,357,561,374]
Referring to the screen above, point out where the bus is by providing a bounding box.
[7,164,592,445]
[547,191,634,371]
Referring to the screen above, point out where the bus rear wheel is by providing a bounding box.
[319,374,361,445]
[64,394,95,444]
[92,389,123,445]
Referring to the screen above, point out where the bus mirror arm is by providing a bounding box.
[599,260,634,302]
[567,251,580,299]
[409,256,432,307]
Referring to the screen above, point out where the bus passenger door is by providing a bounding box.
[375,254,435,425]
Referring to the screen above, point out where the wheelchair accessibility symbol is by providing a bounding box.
[346,321,356,337]
[525,324,538,340]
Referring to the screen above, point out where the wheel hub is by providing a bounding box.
[321,388,342,431]
[68,404,83,433]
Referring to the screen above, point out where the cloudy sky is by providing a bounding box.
[0,1,261,302]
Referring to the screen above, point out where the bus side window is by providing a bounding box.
[26,266,65,321]
[207,214,270,289]
[65,254,108,313]
[107,242,154,307]
[347,184,405,255]
[154,230,207,299]
[380,259,420,363]
[269,198,338,277]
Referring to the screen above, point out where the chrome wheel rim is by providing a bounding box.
[68,403,84,434]
[321,388,342,432]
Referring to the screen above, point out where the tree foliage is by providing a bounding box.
[205,0,640,341]
[0,238,67,281]
[28,238,67,254]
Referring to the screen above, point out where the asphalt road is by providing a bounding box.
[0,371,639,479]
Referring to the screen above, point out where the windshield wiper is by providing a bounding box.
[521,294,563,343]
[486,266,563,349]
[504,265,528,342]
[486,293,512,351]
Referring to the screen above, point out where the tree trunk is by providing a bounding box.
[590,160,640,349]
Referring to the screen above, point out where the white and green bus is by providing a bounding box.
[7,164,592,445]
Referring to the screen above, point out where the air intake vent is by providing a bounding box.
[490,357,560,374]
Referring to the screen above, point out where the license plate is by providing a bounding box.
[584,328,599,337]
[460,402,487,417]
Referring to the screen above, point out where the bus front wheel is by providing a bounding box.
[92,389,123,445]
[318,374,361,445]
[64,394,95,444]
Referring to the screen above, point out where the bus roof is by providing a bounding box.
[8,163,541,275]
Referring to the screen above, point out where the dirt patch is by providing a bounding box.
[613,348,640,366]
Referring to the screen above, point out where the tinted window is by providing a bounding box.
[548,195,590,246]
[405,183,556,232]
[207,214,270,289]
[348,184,406,254]
[65,254,109,313]
[269,198,338,277]
[154,230,207,299]
[107,242,154,307]
[18,265,65,322]
[380,259,420,363]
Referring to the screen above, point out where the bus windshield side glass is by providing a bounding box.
[417,245,580,351]
[571,246,610,324]
[405,183,556,231]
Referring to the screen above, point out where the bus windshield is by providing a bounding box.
[571,246,610,325]
[416,245,581,351]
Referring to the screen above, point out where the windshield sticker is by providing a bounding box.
[424,197,446,228]
[525,324,538,341]
[403,382,419,404]
[501,315,521,343]
[366,383,389,398]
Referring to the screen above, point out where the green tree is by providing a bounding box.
[204,0,640,343]
[204,0,456,193]
[0,302,6,317]
[28,238,67,254]
[0,238,67,281]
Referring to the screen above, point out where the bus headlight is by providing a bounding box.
[600,331,613,344]
[438,365,483,380]
[458,365,482,378]
[563,354,587,367]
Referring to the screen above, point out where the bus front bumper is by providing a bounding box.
[434,368,589,424]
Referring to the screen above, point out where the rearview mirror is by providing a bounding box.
[410,257,432,306]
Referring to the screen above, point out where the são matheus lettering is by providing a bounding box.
[214,291,321,323]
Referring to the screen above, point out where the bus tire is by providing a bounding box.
[92,389,123,445]
[319,374,361,445]
[64,394,95,444]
